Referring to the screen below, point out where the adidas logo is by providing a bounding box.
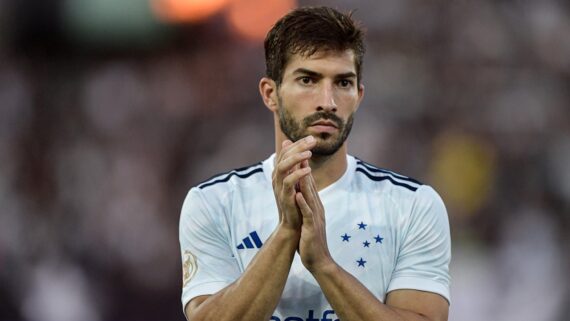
[236,231,263,249]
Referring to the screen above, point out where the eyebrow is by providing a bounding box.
[335,72,357,79]
[292,68,357,79]
[292,68,322,78]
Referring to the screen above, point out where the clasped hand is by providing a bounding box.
[272,136,334,272]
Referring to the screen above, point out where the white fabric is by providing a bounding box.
[179,154,451,320]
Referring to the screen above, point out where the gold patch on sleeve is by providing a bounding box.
[182,250,198,287]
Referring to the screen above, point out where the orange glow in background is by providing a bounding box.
[226,0,297,41]
[152,0,230,23]
[151,0,298,41]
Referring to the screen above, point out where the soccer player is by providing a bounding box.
[179,6,451,321]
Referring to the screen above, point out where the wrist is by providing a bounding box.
[276,221,301,235]
[310,257,339,278]
[273,224,301,246]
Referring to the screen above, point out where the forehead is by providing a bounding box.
[283,49,357,76]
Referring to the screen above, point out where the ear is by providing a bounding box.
[259,77,279,112]
[355,83,365,111]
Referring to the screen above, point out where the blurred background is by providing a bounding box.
[0,0,569,320]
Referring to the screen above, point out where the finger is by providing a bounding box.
[283,166,312,195]
[279,136,316,161]
[299,188,317,219]
[295,192,313,221]
[308,174,325,213]
[275,137,314,175]
[277,150,312,179]
[300,170,323,212]
[300,176,317,211]
[298,160,312,198]
[290,149,310,177]
[282,139,293,148]
[274,141,309,181]
[295,159,309,192]
[276,139,294,166]
[277,136,316,171]
[274,136,315,195]
[298,166,311,192]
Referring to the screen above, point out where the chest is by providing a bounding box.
[226,187,404,299]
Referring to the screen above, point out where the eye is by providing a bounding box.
[338,79,353,88]
[300,76,313,85]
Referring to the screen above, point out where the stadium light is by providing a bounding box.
[226,0,296,41]
[151,0,230,23]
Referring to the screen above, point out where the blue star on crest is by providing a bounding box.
[341,233,351,242]
[374,235,384,244]
[357,258,367,267]
[357,222,367,230]
[363,240,370,248]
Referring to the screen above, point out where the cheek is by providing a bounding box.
[336,92,360,111]
[293,86,318,99]
[336,89,360,101]
[284,90,317,111]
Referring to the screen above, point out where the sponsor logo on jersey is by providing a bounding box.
[270,309,338,321]
[236,231,263,249]
[182,250,198,287]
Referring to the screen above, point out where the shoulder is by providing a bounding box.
[350,157,447,212]
[186,161,267,209]
[353,157,423,193]
[196,161,266,191]
[180,161,266,222]
[351,158,444,217]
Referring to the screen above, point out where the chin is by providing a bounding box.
[312,142,343,156]
[311,148,340,157]
[318,132,333,138]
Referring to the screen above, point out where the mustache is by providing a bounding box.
[302,112,343,128]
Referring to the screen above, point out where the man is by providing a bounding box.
[179,6,451,321]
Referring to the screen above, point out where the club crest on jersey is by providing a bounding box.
[182,250,198,287]
[339,221,385,269]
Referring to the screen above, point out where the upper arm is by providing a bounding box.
[179,189,241,316]
[388,185,452,303]
[386,289,449,321]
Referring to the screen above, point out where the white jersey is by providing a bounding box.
[180,154,451,321]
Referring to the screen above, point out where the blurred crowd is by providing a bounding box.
[0,0,569,320]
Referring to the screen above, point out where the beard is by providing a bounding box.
[277,96,354,156]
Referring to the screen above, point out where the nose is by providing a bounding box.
[316,83,337,113]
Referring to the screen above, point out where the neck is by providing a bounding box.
[308,147,348,191]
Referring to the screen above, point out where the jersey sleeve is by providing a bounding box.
[387,185,451,303]
[179,187,241,313]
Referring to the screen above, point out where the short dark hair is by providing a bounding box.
[264,6,365,86]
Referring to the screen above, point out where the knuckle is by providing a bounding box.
[283,176,294,188]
